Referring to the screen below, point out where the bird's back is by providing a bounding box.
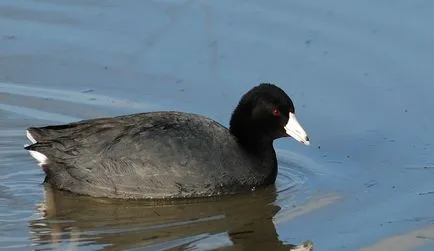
[26,112,269,199]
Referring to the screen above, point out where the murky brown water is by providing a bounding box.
[1,0,434,250]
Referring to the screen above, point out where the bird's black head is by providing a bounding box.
[229,83,310,148]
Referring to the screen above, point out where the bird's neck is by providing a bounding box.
[229,109,278,183]
[229,106,273,150]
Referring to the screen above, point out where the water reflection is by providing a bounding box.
[29,185,313,251]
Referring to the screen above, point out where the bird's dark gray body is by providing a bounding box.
[25,84,310,200]
[26,112,276,199]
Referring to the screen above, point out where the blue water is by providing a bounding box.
[1,0,434,250]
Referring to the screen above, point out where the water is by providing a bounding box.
[1,0,434,250]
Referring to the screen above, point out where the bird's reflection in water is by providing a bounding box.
[29,184,313,251]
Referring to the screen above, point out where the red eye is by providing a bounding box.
[272,108,281,117]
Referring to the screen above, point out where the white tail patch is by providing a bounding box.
[28,150,48,166]
[26,130,37,144]
[26,129,48,166]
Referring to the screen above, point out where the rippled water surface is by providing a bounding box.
[1,0,434,250]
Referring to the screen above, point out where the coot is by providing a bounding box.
[25,83,309,199]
